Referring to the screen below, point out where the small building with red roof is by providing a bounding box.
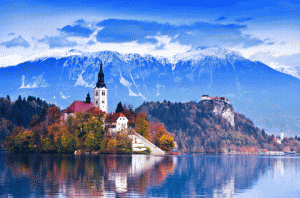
[106,113,129,134]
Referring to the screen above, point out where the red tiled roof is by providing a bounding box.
[106,113,126,122]
[86,106,103,115]
[64,101,102,115]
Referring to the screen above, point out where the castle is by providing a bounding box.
[63,61,128,133]
[201,95,230,104]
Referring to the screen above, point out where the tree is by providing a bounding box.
[115,102,124,113]
[30,115,41,128]
[73,112,91,138]
[116,133,132,154]
[12,126,24,137]
[46,105,62,125]
[47,123,68,142]
[105,139,117,154]
[66,136,77,153]
[32,126,42,152]
[158,134,175,152]
[84,132,95,150]
[151,122,167,145]
[56,137,63,153]
[82,114,105,149]
[135,112,151,141]
[0,118,13,144]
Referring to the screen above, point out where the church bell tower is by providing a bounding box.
[94,60,108,113]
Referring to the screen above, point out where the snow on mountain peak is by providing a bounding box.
[28,49,84,62]
[169,46,241,64]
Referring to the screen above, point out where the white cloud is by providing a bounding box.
[60,92,70,99]
[29,49,82,61]
[0,54,24,67]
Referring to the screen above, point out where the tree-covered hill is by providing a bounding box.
[135,100,283,153]
[0,95,51,146]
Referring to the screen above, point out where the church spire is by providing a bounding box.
[95,60,106,88]
[86,92,91,103]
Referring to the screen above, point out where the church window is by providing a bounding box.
[96,101,98,104]
[102,101,105,103]
[102,91,105,96]
[96,92,98,96]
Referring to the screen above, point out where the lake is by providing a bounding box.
[0,153,299,197]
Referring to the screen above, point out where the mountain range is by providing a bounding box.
[0,47,299,136]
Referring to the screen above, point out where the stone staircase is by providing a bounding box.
[129,129,165,155]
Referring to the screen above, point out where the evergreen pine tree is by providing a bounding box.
[115,102,124,113]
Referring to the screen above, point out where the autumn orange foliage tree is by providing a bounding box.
[150,122,175,152]
[135,112,151,141]
[151,122,167,145]
[46,106,62,125]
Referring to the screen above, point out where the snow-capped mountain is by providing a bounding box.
[1,47,300,136]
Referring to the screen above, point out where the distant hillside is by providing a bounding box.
[135,100,271,153]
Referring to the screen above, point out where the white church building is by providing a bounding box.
[62,61,128,134]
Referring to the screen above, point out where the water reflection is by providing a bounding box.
[0,154,300,197]
[0,154,175,197]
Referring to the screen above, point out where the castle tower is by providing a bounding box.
[94,60,108,113]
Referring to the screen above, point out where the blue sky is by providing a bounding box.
[1,0,300,71]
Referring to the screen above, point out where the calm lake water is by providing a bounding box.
[0,153,299,198]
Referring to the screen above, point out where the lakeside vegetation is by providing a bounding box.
[0,96,174,154]
[1,95,300,154]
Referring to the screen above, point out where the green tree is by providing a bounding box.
[56,137,63,153]
[73,112,91,138]
[83,114,105,150]
[67,136,77,153]
[84,132,95,150]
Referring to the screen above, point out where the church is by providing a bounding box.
[62,61,129,133]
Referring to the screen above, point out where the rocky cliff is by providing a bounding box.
[201,100,235,126]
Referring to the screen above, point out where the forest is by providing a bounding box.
[1,95,300,154]
[135,100,300,153]
[0,96,174,154]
